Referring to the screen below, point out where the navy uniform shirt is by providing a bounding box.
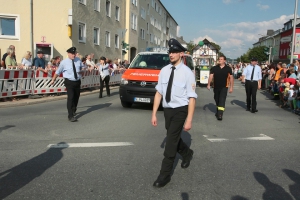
[156,62,198,108]
[56,57,83,81]
[242,64,262,81]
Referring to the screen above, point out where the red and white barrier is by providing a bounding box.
[0,70,34,98]
[0,69,124,98]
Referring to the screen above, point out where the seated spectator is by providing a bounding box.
[21,51,32,69]
[282,82,290,107]
[289,68,297,79]
[5,48,20,70]
[288,85,295,109]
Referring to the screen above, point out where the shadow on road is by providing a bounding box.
[203,103,216,114]
[231,196,249,200]
[253,172,293,200]
[0,125,15,133]
[230,99,247,109]
[181,192,189,200]
[283,169,300,200]
[77,103,112,119]
[0,142,67,199]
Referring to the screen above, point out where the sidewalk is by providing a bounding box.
[0,86,119,108]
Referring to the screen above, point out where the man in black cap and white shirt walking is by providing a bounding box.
[51,47,83,122]
[152,38,197,188]
[242,57,262,113]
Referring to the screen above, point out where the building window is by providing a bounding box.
[141,7,146,19]
[147,23,149,33]
[152,0,155,8]
[78,22,86,43]
[93,27,100,45]
[131,13,137,30]
[115,6,120,21]
[94,0,100,12]
[106,1,111,17]
[105,31,110,47]
[140,29,145,40]
[0,16,19,39]
[115,34,119,48]
[132,0,138,6]
[78,0,86,5]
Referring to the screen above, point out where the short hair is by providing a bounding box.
[277,62,282,67]
[290,68,295,73]
[219,55,227,60]
[282,63,287,68]
[23,51,31,60]
[54,56,60,60]
[81,57,86,62]
[9,45,15,49]
[290,63,295,68]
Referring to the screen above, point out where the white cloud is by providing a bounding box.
[192,14,294,58]
[193,35,216,44]
[257,4,270,10]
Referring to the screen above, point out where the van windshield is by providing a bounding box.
[129,54,170,70]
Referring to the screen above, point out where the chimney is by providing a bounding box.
[267,30,274,36]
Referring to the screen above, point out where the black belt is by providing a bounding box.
[65,78,80,82]
[246,80,258,82]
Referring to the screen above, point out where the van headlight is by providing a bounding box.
[121,78,128,85]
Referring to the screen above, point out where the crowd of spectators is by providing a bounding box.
[0,44,130,101]
[229,60,300,114]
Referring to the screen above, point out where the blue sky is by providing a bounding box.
[160,0,299,58]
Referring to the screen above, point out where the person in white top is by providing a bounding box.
[21,51,32,69]
[96,56,110,98]
[86,54,96,70]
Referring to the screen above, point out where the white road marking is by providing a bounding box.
[203,134,275,142]
[238,134,275,141]
[206,138,229,142]
[47,142,134,148]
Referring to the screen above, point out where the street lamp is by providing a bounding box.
[258,34,275,63]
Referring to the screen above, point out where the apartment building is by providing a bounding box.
[125,0,178,61]
[0,0,178,63]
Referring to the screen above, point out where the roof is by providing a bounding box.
[191,38,219,51]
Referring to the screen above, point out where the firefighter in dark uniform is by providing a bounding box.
[207,56,234,120]
[51,47,83,122]
[151,38,198,188]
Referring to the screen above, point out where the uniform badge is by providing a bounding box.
[192,83,196,91]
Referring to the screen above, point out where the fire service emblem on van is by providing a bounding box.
[140,81,146,87]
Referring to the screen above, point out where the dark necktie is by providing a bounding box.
[166,66,175,103]
[250,65,255,81]
[72,60,78,80]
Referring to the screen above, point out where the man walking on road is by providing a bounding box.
[242,57,262,113]
[151,38,197,188]
[51,47,83,122]
[207,56,234,120]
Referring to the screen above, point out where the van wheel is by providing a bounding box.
[121,101,132,108]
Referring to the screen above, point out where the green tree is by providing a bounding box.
[247,46,268,62]
[186,41,197,55]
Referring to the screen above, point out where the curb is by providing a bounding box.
[0,86,119,108]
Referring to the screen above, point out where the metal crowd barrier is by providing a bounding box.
[0,69,124,98]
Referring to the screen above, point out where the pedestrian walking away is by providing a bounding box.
[97,56,110,98]
[51,47,83,122]
[151,38,197,188]
[242,57,262,113]
[207,56,234,120]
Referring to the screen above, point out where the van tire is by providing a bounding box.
[121,101,132,108]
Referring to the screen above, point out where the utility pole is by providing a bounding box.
[290,0,298,64]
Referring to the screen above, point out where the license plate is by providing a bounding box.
[134,97,151,103]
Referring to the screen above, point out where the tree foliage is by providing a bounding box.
[186,41,197,55]
[237,46,268,63]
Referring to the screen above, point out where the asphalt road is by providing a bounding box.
[0,81,300,200]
